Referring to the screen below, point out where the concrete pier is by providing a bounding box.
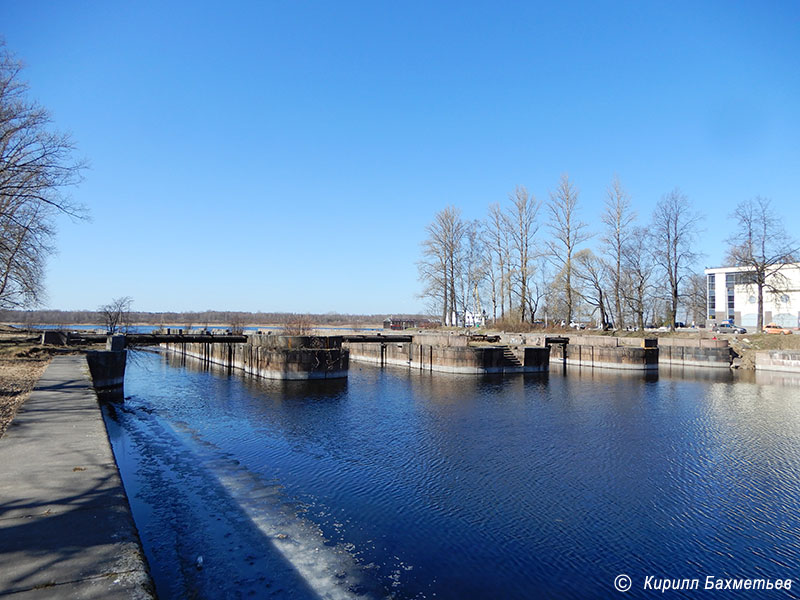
[345,334,550,374]
[0,356,154,599]
[163,334,350,380]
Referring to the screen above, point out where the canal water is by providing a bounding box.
[103,351,800,599]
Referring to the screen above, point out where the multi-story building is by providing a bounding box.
[704,263,800,329]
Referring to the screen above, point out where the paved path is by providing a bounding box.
[0,356,154,599]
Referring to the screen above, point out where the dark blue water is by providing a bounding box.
[104,352,800,599]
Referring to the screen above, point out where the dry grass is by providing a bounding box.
[0,326,102,437]
[0,356,50,438]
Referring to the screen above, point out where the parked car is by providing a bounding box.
[712,323,747,334]
[763,323,793,335]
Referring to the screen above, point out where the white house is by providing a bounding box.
[462,310,486,328]
[704,263,800,328]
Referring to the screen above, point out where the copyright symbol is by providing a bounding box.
[614,574,632,592]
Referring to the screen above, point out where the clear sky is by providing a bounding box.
[2,1,798,314]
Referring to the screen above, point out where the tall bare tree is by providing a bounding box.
[459,220,487,320]
[504,186,540,323]
[485,203,511,321]
[418,206,465,325]
[601,176,635,329]
[0,42,86,308]
[651,189,701,330]
[546,174,590,325]
[621,226,656,330]
[725,196,798,330]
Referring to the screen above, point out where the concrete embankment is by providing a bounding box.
[345,333,550,374]
[496,333,732,369]
[548,342,659,370]
[163,334,349,380]
[352,331,732,371]
[0,356,154,599]
[655,337,732,368]
[755,350,800,373]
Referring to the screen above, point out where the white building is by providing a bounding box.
[462,310,486,328]
[704,263,800,328]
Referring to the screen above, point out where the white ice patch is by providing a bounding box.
[167,420,376,600]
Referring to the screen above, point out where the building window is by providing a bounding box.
[734,271,757,285]
[726,273,735,320]
[707,274,716,319]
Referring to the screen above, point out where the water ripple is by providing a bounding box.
[111,353,800,600]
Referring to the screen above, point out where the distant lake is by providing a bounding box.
[104,352,800,599]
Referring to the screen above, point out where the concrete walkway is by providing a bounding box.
[0,356,154,599]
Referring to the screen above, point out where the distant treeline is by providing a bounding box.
[0,310,427,327]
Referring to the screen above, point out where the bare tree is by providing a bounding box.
[725,196,798,331]
[621,227,656,330]
[527,266,549,323]
[650,189,702,330]
[418,207,465,326]
[284,314,313,335]
[573,249,611,329]
[0,42,87,309]
[601,176,635,329]
[459,220,487,320]
[485,203,511,321]
[99,296,133,334]
[504,186,540,323]
[684,273,707,326]
[546,174,591,325]
[229,314,246,335]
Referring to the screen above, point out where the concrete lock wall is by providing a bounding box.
[163,336,349,380]
[345,341,549,374]
[549,344,659,370]
[246,335,345,350]
[658,337,729,349]
[499,333,731,368]
[659,345,732,368]
[755,351,800,373]
[85,350,127,390]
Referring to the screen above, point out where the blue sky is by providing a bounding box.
[2,1,798,314]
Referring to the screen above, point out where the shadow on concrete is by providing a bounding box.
[0,470,150,596]
[0,356,153,598]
